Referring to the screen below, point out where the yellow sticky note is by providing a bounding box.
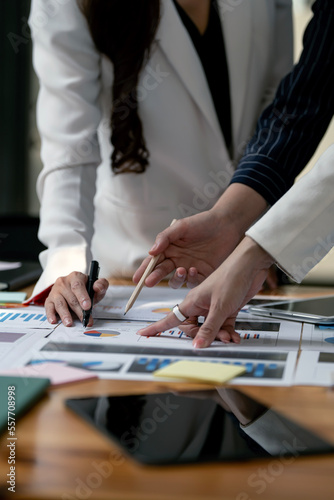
[153,360,246,385]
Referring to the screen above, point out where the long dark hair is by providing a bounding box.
[79,0,161,174]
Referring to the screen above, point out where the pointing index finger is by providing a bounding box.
[137,310,182,337]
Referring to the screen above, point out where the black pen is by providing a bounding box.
[82,260,100,328]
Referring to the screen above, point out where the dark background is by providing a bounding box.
[0,0,32,216]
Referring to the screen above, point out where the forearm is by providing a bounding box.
[210,183,268,238]
[215,388,268,427]
[246,146,334,283]
[138,183,269,289]
[33,165,97,297]
[226,236,275,281]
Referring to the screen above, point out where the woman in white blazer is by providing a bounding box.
[29,0,293,323]
[139,145,334,348]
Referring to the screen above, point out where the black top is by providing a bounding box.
[173,0,232,152]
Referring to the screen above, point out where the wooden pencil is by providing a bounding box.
[124,219,177,314]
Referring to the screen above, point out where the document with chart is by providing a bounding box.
[0,306,54,329]
[24,314,300,386]
[1,287,303,386]
[294,322,334,386]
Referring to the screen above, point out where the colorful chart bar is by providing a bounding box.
[0,311,47,323]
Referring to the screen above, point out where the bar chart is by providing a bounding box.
[0,308,50,328]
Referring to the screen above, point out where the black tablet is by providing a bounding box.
[66,389,334,466]
[249,295,334,324]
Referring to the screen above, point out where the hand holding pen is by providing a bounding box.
[82,260,100,327]
[45,260,108,327]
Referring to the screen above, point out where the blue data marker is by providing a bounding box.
[138,358,148,365]
[254,363,265,377]
[146,358,159,371]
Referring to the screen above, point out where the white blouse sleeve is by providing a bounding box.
[246,145,334,283]
[29,0,103,296]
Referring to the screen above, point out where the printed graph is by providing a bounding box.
[318,325,334,344]
[29,358,123,372]
[238,331,279,347]
[0,310,48,328]
[128,357,285,380]
[242,333,260,340]
[0,331,25,343]
[302,324,334,350]
[95,299,180,321]
[139,328,191,343]
[156,329,187,338]
[151,308,172,314]
[84,330,121,338]
[98,305,123,311]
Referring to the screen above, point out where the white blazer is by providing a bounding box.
[247,145,334,283]
[29,0,293,297]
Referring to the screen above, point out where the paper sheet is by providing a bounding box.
[27,315,298,386]
[46,313,302,351]
[0,328,51,370]
[294,350,334,386]
[0,306,55,329]
[0,286,302,387]
[301,323,334,352]
[95,285,189,321]
[0,291,27,303]
[1,362,98,386]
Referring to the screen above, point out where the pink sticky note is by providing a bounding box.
[0,363,98,386]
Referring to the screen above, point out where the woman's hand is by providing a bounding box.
[45,272,109,326]
[133,209,242,289]
[137,237,275,348]
[133,184,269,289]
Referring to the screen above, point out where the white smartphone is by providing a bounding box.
[249,295,334,324]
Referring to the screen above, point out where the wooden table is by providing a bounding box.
[1,285,334,500]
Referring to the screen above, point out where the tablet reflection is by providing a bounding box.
[67,388,334,465]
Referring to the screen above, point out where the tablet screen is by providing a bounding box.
[258,296,334,317]
[66,389,334,465]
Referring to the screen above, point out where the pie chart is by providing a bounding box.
[84,330,120,337]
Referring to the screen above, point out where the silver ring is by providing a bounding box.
[172,304,188,322]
